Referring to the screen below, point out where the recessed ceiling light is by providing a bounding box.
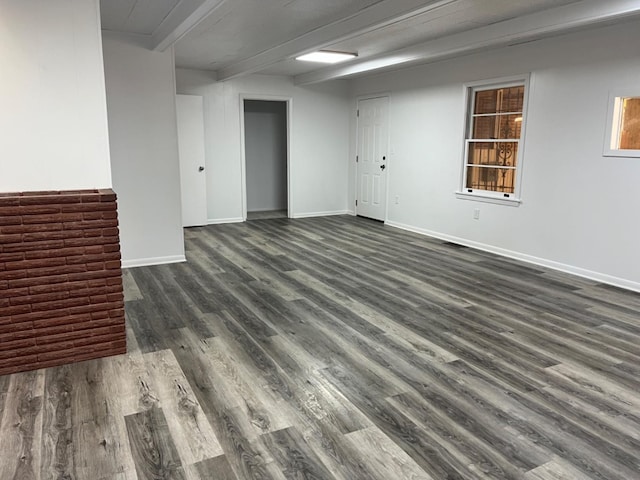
[295,51,357,64]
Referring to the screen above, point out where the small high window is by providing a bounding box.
[604,95,640,157]
[459,76,529,204]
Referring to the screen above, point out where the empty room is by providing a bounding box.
[2,1,640,479]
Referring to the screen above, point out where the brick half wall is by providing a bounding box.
[0,189,126,375]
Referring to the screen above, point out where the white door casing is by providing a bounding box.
[356,96,389,221]
[176,94,208,227]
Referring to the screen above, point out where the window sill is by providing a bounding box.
[455,191,521,206]
[603,149,640,158]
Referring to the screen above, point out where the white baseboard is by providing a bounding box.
[291,210,350,219]
[122,255,186,269]
[346,210,356,216]
[386,220,640,293]
[207,217,244,225]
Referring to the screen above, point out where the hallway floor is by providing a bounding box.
[246,210,288,221]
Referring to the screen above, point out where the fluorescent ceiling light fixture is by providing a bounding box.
[296,51,357,64]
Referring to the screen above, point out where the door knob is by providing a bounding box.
[198,166,205,172]
[380,164,386,171]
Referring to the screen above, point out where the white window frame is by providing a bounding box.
[456,74,530,206]
[603,92,640,158]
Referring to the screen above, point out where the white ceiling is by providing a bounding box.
[101,0,181,36]
[99,0,640,83]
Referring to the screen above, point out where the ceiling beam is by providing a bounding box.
[151,0,227,52]
[294,0,640,85]
[216,0,458,81]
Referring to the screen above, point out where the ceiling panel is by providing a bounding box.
[326,0,579,61]
[101,0,181,36]
[258,58,324,77]
[173,0,385,69]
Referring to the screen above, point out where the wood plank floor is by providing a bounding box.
[1,215,640,480]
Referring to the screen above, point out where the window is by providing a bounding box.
[459,77,528,203]
[604,94,640,157]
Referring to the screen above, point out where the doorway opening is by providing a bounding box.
[241,98,290,221]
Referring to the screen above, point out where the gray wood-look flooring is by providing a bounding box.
[246,210,288,221]
[1,215,640,480]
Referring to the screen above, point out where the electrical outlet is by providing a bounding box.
[395,195,400,204]
[473,208,480,220]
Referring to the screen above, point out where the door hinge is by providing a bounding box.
[357,109,359,117]
[356,155,358,163]
[356,200,358,206]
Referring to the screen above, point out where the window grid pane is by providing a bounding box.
[466,166,515,193]
[472,115,522,140]
[620,97,640,150]
[474,86,524,114]
[466,141,519,168]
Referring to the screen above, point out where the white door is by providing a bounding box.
[356,96,389,221]
[176,94,207,227]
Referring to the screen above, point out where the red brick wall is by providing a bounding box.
[0,189,126,375]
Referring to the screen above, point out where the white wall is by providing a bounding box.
[350,20,640,290]
[0,0,111,192]
[175,71,350,221]
[244,100,288,212]
[102,33,185,267]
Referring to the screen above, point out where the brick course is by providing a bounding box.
[0,189,126,375]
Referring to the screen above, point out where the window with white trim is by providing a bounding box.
[604,94,640,158]
[461,78,528,201]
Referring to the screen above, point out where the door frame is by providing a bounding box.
[239,94,293,221]
[355,93,391,222]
